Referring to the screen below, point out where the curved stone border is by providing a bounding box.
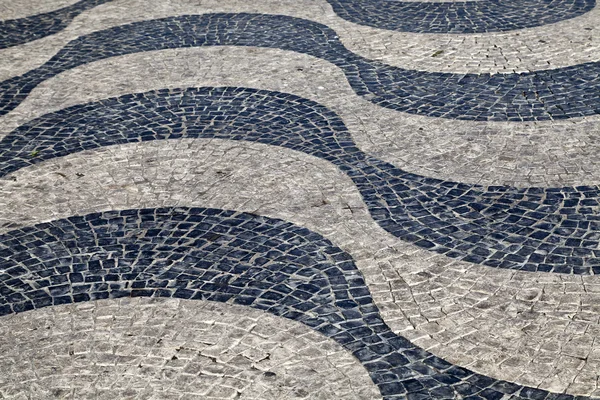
[1,0,600,78]
[0,0,112,49]
[0,0,600,80]
[3,86,600,274]
[325,0,596,33]
[1,46,599,190]
[0,0,80,20]
[2,13,600,121]
[1,205,596,400]
[0,297,381,399]
[1,138,598,394]
[0,0,593,48]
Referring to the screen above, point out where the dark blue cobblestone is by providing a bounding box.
[0,0,113,49]
[2,13,600,121]
[2,86,600,274]
[0,206,597,400]
[0,0,594,51]
[326,0,595,33]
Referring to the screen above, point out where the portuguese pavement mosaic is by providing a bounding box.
[1,0,600,398]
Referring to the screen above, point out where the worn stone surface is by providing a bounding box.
[3,13,600,121]
[1,0,600,398]
[324,0,595,34]
[5,86,600,274]
[1,139,599,395]
[0,298,380,399]
[1,204,598,398]
[1,0,599,77]
[1,47,600,189]
[0,0,80,20]
[0,0,112,50]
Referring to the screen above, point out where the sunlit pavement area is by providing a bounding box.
[1,0,600,398]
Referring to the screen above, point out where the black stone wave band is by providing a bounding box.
[0,206,595,400]
[1,14,600,121]
[3,86,600,275]
[0,0,113,49]
[325,0,596,34]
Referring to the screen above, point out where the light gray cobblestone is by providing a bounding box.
[1,47,598,189]
[0,297,380,399]
[0,0,80,20]
[0,0,598,82]
[2,0,600,397]
[1,139,598,395]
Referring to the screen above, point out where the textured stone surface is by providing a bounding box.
[1,139,599,395]
[0,0,112,49]
[1,205,597,399]
[2,13,600,121]
[0,0,599,83]
[0,0,593,50]
[0,0,81,20]
[4,86,600,274]
[0,298,380,399]
[324,0,595,33]
[1,46,600,190]
[2,0,600,398]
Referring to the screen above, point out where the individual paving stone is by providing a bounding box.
[0,0,112,49]
[3,86,600,274]
[0,297,381,399]
[2,13,600,121]
[0,205,596,400]
[325,0,595,33]
[1,138,598,395]
[2,46,600,189]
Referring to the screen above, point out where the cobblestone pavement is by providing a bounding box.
[1,0,600,399]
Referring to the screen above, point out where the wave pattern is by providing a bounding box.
[0,297,382,399]
[326,0,596,33]
[0,0,594,51]
[0,206,592,400]
[2,1,600,397]
[2,14,600,121]
[0,0,112,49]
[2,86,600,275]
